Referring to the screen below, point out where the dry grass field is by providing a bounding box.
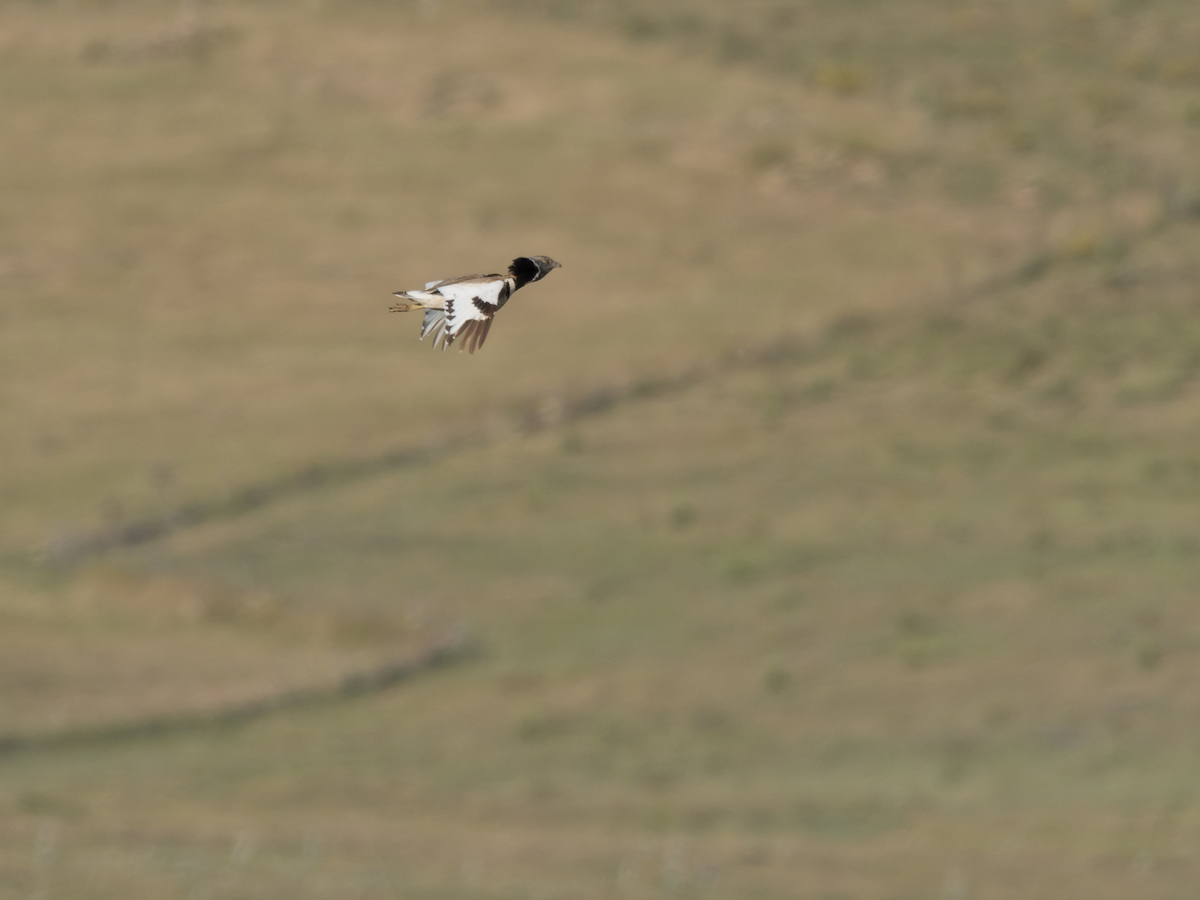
[3,0,1200,897]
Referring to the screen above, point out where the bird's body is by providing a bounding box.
[390,256,562,353]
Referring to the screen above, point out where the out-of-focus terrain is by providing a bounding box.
[3,1,1200,896]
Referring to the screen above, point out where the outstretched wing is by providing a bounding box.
[436,277,510,354]
[391,272,515,353]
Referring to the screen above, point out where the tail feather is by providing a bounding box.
[390,290,444,313]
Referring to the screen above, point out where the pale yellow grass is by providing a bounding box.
[0,0,1084,551]
[0,568,434,742]
[4,1,1200,898]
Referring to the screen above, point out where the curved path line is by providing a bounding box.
[45,206,1200,563]
[0,632,471,757]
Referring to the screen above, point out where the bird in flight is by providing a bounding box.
[390,255,562,354]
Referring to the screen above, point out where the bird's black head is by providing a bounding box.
[509,256,562,289]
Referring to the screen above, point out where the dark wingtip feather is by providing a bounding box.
[457,320,476,354]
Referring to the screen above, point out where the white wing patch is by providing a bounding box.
[394,274,514,353]
[438,279,506,322]
[436,278,508,354]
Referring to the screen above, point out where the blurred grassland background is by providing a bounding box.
[2,0,1200,896]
